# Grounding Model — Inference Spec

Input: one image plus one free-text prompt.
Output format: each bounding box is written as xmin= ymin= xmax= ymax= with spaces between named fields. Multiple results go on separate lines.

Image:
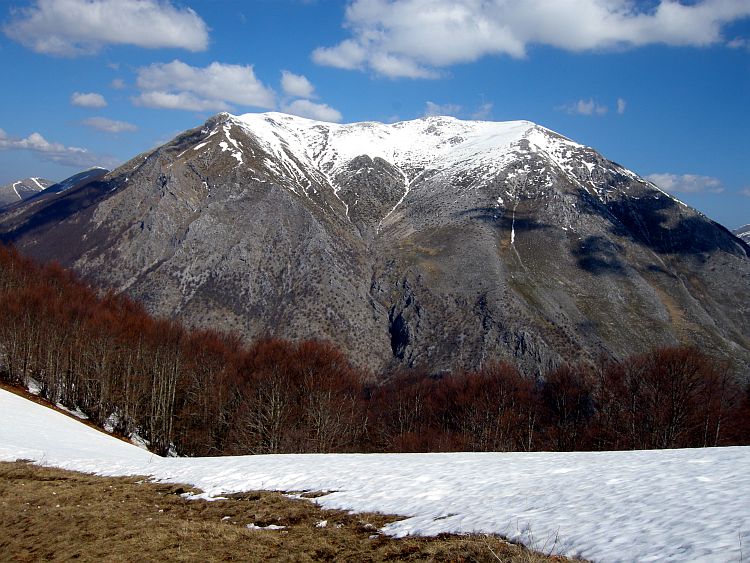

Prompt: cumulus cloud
xmin=282 ymin=99 xmax=343 ymax=122
xmin=82 ymin=117 xmax=137 ymax=133
xmin=110 ymin=78 xmax=126 ymax=90
xmin=424 ymin=101 xmax=462 ymax=117
xmin=71 ymin=91 xmax=107 ymax=108
xmin=0 ymin=129 xmax=118 ymax=168
xmin=312 ymin=39 xmax=368 ymax=70
xmin=617 ymin=98 xmax=627 ymax=115
xmin=313 ymin=0 xmax=750 ymax=78
xmin=3 ymin=0 xmax=209 ymax=56
xmin=560 ymin=98 xmax=608 ymax=116
xmin=281 ymin=71 xmax=315 ymax=98
xmin=739 ymin=187 xmax=750 ymax=197
xmin=133 ymin=91 xmax=230 ymax=112
xmin=646 ymin=173 xmax=724 ymax=194
xmin=134 ymin=60 xmax=275 ymax=111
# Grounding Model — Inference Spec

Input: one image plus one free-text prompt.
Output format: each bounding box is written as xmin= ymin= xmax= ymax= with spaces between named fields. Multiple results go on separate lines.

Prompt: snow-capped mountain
xmin=734 ymin=224 xmax=750 ymax=244
xmin=0 ymin=176 xmax=53 ymax=209
xmin=1 ymin=112 xmax=748 ymax=373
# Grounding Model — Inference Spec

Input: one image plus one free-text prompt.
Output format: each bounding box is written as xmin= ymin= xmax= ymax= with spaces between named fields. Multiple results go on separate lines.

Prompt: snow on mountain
xmin=197 ymin=111 xmax=693 ymax=222
xmin=2 ymin=387 xmax=749 ymax=562
xmin=231 ymin=112 xmax=539 ymax=175
xmin=219 ymin=112 xmax=591 ymax=202
xmin=734 ymin=224 xmax=750 ymax=244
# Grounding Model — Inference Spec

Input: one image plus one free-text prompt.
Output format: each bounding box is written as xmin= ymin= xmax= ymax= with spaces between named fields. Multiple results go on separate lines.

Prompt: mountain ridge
xmin=1 ymin=112 xmax=748 ymax=374
xmin=0 ymin=177 xmax=53 ymax=209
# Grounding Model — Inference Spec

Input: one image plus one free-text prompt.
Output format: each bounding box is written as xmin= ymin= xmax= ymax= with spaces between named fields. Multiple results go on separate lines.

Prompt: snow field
xmin=1 ymin=388 xmax=748 ymax=562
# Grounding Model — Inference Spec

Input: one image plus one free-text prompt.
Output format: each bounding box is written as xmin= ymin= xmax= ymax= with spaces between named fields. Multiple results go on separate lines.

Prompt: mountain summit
xmin=1 ymin=112 xmax=748 ymax=374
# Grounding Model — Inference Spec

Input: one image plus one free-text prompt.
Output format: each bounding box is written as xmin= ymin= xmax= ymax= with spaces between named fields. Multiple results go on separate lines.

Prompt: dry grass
xmin=0 ymin=461 xmax=575 ymax=562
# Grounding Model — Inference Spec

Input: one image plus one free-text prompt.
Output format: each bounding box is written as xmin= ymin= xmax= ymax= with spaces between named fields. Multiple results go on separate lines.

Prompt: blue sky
xmin=0 ymin=0 xmax=748 ymax=228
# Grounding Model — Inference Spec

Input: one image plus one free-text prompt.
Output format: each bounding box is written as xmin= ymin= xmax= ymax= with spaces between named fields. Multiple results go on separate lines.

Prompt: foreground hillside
xmin=2 ymin=388 xmax=748 ymax=562
xmin=1 ymin=112 xmax=748 ymax=374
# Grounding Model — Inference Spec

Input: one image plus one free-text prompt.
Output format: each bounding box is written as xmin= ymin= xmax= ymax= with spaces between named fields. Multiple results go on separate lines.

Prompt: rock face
xmin=734 ymin=225 xmax=750 ymax=244
xmin=0 ymin=177 xmax=53 ymax=209
xmin=1 ymin=112 xmax=749 ymax=375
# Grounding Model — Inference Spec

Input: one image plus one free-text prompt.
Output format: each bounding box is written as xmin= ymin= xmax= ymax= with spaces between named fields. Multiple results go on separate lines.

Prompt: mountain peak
xmin=207 ymin=111 xmax=576 ymax=186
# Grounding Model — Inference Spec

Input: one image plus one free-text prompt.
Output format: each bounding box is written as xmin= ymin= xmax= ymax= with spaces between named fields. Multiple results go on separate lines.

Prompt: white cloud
xmin=134 ymin=60 xmax=275 ymax=111
xmin=110 ymin=78 xmax=126 ymax=90
xmin=314 ymin=0 xmax=750 ymax=78
xmin=617 ymin=98 xmax=627 ymax=115
xmin=739 ymin=187 xmax=750 ymax=197
xmin=71 ymin=92 xmax=107 ymax=108
xmin=369 ymin=53 xmax=439 ymax=79
xmin=646 ymin=173 xmax=724 ymax=194
xmin=282 ymin=99 xmax=343 ymax=122
xmin=312 ymin=39 xmax=367 ymax=70
xmin=727 ymin=37 xmax=749 ymax=49
xmin=281 ymin=71 xmax=315 ymax=98
xmin=424 ymin=101 xmax=462 ymax=117
xmin=3 ymin=0 xmax=209 ymax=56
xmin=0 ymin=129 xmax=117 ymax=168
xmin=471 ymin=102 xmax=494 ymax=120
xmin=133 ymin=91 xmax=230 ymax=112
xmin=82 ymin=117 xmax=137 ymax=133
xmin=560 ymin=98 xmax=608 ymax=116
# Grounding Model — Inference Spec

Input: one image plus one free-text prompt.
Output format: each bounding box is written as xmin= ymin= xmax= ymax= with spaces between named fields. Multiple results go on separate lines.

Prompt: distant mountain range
xmin=0 ymin=177 xmax=53 ymax=209
xmin=1 ymin=112 xmax=748 ymax=374
xmin=734 ymin=224 xmax=750 ymax=244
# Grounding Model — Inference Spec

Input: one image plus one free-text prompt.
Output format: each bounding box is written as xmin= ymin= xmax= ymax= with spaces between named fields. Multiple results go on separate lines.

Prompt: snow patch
xmin=26 ymin=378 xmax=41 ymax=395
xmin=2 ymin=388 xmax=749 ymax=562
xmin=246 ymin=523 xmax=286 ymax=530
xmin=55 ymin=403 xmax=88 ymax=420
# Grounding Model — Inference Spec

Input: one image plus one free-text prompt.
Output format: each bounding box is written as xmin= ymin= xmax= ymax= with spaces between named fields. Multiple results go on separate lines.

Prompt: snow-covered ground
xmin=1 ymin=388 xmax=748 ymax=562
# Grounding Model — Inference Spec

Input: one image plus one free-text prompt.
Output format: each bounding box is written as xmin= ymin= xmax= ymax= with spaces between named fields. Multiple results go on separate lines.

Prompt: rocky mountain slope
xmin=1 ymin=112 xmax=748 ymax=374
xmin=0 ymin=177 xmax=53 ymax=209
xmin=734 ymin=224 xmax=750 ymax=244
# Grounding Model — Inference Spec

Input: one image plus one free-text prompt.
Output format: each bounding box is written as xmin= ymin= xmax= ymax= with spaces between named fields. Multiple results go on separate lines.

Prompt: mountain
xmin=41 ymin=167 xmax=109 ymax=195
xmin=734 ymin=224 xmax=750 ymax=244
xmin=0 ymin=177 xmax=53 ymax=209
xmin=1 ymin=112 xmax=748 ymax=374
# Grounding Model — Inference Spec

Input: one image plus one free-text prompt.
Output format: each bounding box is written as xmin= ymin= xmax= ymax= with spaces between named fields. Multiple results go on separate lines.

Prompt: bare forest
xmin=1 ymin=244 xmax=748 ymax=456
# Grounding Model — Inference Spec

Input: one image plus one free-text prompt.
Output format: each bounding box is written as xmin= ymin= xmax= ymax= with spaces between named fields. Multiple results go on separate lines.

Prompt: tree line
xmin=1 ymin=243 xmax=748 ymax=456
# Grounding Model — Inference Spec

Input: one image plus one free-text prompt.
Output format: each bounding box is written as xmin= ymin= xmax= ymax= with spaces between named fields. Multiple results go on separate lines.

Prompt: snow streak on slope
xmin=1 ymin=388 xmax=749 ymax=562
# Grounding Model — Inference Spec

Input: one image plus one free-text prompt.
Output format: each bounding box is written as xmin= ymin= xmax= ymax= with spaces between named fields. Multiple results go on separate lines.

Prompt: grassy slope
xmin=0 ymin=461 xmax=570 ymax=562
